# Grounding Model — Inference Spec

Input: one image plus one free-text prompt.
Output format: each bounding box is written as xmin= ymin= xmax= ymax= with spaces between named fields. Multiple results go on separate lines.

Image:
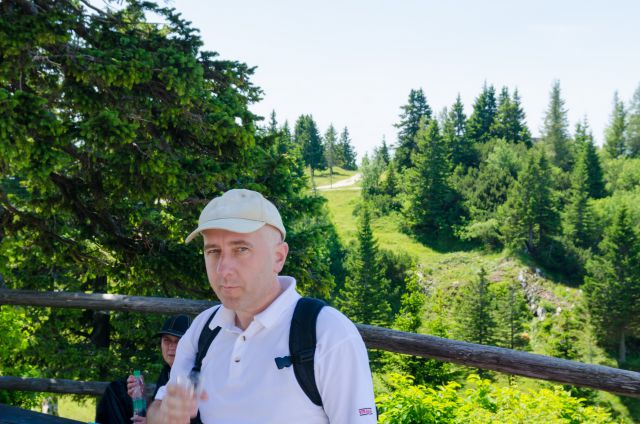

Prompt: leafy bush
xmin=376 ymin=373 xmax=623 ymax=423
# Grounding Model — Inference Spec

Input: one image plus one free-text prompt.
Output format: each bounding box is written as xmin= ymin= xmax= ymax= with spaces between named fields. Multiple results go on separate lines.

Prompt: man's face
xmin=160 ymin=334 xmax=180 ymax=367
xmin=202 ymin=225 xmax=288 ymax=318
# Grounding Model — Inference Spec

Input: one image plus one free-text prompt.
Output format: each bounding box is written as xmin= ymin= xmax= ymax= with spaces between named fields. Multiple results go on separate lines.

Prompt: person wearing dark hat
xmin=95 ymin=315 xmax=192 ymax=424
xmin=147 ymin=189 xmax=377 ymax=424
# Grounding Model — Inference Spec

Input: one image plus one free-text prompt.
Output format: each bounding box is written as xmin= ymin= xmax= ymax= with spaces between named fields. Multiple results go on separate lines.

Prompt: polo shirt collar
xmin=209 ymin=276 xmax=300 ymax=331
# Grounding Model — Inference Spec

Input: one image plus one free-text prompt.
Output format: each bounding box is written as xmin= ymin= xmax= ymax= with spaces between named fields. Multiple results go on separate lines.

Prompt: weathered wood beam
xmin=359 ymin=324 xmax=640 ymax=398
xmin=2 ymin=289 xmax=640 ymax=398
xmin=0 ymin=289 xmax=215 ymax=315
xmin=0 ymin=376 xmax=155 ymax=397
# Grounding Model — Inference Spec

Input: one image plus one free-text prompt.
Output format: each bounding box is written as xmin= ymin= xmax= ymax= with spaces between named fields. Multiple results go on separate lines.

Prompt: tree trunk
xmin=619 ymin=331 xmax=627 ymax=364
xmin=90 ymin=276 xmax=110 ymax=379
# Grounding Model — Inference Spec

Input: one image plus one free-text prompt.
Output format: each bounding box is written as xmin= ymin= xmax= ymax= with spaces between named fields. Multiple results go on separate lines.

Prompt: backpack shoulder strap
xmin=289 ymin=297 xmax=326 ymax=406
xmin=190 ymin=306 xmax=222 ymax=424
xmin=193 ymin=305 xmax=222 ymax=373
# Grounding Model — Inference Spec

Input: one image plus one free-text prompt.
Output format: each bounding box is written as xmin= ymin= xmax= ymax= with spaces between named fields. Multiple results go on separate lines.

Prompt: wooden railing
xmin=1 ymin=289 xmax=640 ymax=399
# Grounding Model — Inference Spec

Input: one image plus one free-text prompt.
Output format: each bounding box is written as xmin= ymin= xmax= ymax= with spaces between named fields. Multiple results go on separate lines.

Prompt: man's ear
xmin=273 ymin=241 xmax=289 ymax=273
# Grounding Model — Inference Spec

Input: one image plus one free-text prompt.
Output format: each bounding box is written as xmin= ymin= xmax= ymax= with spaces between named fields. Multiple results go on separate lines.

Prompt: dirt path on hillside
xmin=316 ymin=173 xmax=362 ymax=190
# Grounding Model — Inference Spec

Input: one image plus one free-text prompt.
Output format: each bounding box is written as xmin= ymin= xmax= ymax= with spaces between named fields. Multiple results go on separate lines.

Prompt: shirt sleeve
xmin=314 ymin=307 xmax=377 ymax=423
xmin=154 ymin=307 xmax=215 ymax=401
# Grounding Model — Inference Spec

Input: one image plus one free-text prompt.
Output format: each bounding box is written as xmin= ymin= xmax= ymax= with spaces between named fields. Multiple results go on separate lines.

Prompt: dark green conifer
xmin=404 ymin=120 xmax=461 ymax=238
xmin=336 ymin=207 xmax=392 ymax=327
xmin=584 ymin=206 xmax=640 ymax=363
xmin=573 ymin=119 xmax=605 ymax=199
xmin=500 ymin=149 xmax=559 ymax=253
xmin=541 ymin=81 xmax=572 ymax=171
xmin=604 ymin=92 xmax=628 ymax=158
xmin=338 ymin=127 xmax=357 ymax=170
xmin=466 ymin=83 xmax=498 ymax=144
xmin=394 ymin=88 xmax=432 ymax=170
xmin=443 ymin=94 xmax=476 ymax=168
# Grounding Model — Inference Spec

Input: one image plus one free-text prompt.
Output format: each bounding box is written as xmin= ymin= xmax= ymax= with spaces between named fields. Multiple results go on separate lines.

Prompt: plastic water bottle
xmin=132 ymin=370 xmax=147 ymax=417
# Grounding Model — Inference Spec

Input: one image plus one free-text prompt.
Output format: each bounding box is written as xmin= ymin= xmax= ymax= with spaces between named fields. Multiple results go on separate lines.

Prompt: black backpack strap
xmin=289 ymin=297 xmax=326 ymax=406
xmin=190 ymin=305 xmax=221 ymax=424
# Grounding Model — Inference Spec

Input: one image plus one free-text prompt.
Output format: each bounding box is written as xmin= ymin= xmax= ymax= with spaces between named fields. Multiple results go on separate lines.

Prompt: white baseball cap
xmin=185 ymin=189 xmax=286 ymax=243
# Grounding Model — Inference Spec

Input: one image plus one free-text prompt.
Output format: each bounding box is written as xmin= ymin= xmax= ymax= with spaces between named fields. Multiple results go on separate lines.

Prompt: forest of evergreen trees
xmin=1 ymin=1 xmax=640 ymax=422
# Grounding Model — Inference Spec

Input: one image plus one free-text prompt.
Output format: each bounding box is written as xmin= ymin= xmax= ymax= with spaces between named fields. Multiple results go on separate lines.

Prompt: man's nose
xmin=216 ymin=252 xmax=233 ymax=274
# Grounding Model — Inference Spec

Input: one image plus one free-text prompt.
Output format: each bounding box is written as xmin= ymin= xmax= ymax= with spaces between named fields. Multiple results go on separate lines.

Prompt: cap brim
xmin=155 ymin=330 xmax=185 ymax=338
xmin=185 ymin=218 xmax=266 ymax=243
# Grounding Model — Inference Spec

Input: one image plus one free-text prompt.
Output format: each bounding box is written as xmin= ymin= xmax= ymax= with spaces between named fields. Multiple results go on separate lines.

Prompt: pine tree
xmin=294 ymin=114 xmax=326 ymax=181
xmin=466 ymin=83 xmax=498 ymax=144
xmin=404 ymin=119 xmax=460 ymax=238
xmin=268 ymin=110 xmax=278 ymax=135
xmin=338 ymin=127 xmax=357 ymax=170
xmin=389 ymin=273 xmax=456 ymax=386
xmin=562 ymin=147 xmax=595 ymax=249
xmin=394 ymin=88 xmax=432 ymax=170
xmin=541 ymin=81 xmax=572 ymax=171
xmin=383 ymin=160 xmax=399 ymax=198
xmin=604 ymin=92 xmax=628 ymax=158
xmin=584 ymin=206 xmax=640 ymax=363
xmin=500 ymin=149 xmax=559 ymax=253
xmin=455 ymin=268 xmax=496 ymax=345
xmin=324 ymin=124 xmax=338 ymax=178
xmin=336 ymin=207 xmax=392 ymax=326
xmin=494 ymin=282 xmax=529 ymax=350
xmin=360 ymin=153 xmax=385 ymax=199
xmin=491 ymin=87 xmax=532 ymax=146
xmin=378 ymin=135 xmax=390 ymax=165
xmin=574 ymin=119 xmax=605 ymax=199
xmin=627 ymin=83 xmax=640 ymax=157
xmin=443 ymin=94 xmax=476 ymax=168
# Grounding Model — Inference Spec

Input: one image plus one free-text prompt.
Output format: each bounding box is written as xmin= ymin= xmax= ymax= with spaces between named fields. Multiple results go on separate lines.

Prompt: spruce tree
xmin=338 ymin=127 xmax=357 ymax=170
xmin=562 ymin=147 xmax=595 ymax=249
xmin=394 ymin=88 xmax=433 ymax=170
xmin=324 ymin=124 xmax=338 ymax=178
xmin=389 ymin=273 xmax=456 ymax=386
xmin=455 ymin=268 xmax=496 ymax=345
xmin=494 ymin=282 xmax=529 ymax=350
xmin=379 ymin=135 xmax=390 ymax=165
xmin=443 ymin=94 xmax=476 ymax=168
xmin=604 ymin=92 xmax=628 ymax=158
xmin=336 ymin=207 xmax=392 ymax=327
xmin=500 ymin=149 xmax=559 ymax=253
xmin=294 ymin=114 xmax=326 ymax=181
xmin=360 ymin=153 xmax=385 ymax=199
xmin=584 ymin=206 xmax=640 ymax=363
xmin=574 ymin=119 xmax=605 ymax=198
xmin=466 ymin=83 xmax=498 ymax=144
xmin=627 ymin=83 xmax=640 ymax=157
xmin=383 ymin=160 xmax=399 ymax=198
xmin=491 ymin=87 xmax=532 ymax=146
xmin=268 ymin=110 xmax=278 ymax=135
xmin=541 ymin=81 xmax=572 ymax=171
xmin=405 ymin=119 xmax=460 ymax=238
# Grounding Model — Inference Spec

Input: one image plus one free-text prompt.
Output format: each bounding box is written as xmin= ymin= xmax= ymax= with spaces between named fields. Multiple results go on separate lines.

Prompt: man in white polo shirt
xmin=147 ymin=189 xmax=377 ymax=424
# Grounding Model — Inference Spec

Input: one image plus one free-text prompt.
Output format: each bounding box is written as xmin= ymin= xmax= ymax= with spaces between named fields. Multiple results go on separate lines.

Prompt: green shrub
xmin=376 ymin=373 xmax=623 ymax=423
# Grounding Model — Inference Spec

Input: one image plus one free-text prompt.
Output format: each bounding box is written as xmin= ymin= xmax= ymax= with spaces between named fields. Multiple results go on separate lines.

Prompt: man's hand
xmin=126 ymin=374 xmax=141 ymax=398
xmin=146 ymin=383 xmax=206 ymax=424
xmin=131 ymin=414 xmax=147 ymax=424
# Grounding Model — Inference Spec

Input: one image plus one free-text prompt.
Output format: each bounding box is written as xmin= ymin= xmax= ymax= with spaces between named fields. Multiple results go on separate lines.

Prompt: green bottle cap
xmin=134 ymin=370 xmax=141 ymax=377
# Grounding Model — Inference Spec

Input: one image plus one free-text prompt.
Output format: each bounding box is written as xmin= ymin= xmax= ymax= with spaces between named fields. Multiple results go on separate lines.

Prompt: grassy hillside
xmin=320 ymin=187 xmax=639 ymax=422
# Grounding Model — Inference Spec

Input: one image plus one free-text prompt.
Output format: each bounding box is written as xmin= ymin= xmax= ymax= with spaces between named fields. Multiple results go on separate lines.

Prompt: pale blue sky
xmin=171 ymin=0 xmax=639 ymax=159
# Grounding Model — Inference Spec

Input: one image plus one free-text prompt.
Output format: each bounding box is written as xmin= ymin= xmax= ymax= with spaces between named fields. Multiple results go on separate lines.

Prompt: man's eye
xmin=236 ymin=247 xmax=249 ymax=253
xmin=206 ymin=250 xmax=220 ymax=256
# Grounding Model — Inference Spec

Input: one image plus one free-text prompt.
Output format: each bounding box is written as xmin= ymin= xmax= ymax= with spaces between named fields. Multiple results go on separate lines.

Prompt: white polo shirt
xmin=156 ymin=276 xmax=377 ymax=423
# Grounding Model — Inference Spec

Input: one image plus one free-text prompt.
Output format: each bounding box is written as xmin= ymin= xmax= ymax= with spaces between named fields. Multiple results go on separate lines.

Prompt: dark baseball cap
xmin=155 ymin=315 xmax=191 ymax=338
